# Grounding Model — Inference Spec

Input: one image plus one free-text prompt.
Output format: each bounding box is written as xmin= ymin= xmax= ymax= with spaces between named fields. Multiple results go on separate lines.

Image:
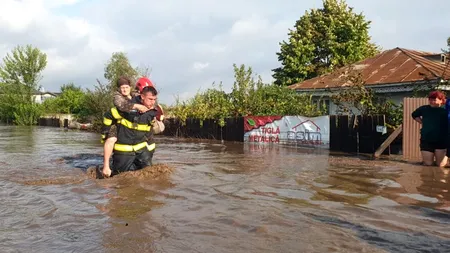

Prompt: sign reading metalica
xmin=243 ymin=116 xmax=330 ymax=149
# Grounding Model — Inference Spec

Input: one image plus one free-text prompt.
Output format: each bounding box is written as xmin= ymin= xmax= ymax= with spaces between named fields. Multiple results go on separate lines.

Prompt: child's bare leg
xmin=103 ymin=137 xmax=117 ymax=177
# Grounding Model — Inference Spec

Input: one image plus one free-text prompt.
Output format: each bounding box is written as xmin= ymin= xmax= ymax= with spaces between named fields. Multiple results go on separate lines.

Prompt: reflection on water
xmin=0 ymin=125 xmax=449 ymax=253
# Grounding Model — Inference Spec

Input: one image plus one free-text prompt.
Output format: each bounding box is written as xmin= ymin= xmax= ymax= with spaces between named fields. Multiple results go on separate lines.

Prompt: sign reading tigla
xmin=243 ymin=116 xmax=330 ymax=148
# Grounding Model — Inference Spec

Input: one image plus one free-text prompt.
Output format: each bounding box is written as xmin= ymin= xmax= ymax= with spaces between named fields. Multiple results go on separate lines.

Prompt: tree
xmin=444 ymin=37 xmax=450 ymax=54
xmin=230 ymin=64 xmax=259 ymax=117
xmin=0 ymin=44 xmax=47 ymax=125
xmin=83 ymin=79 xmax=114 ymax=131
xmin=272 ymin=0 xmax=379 ymax=86
xmin=42 ymin=83 xmax=87 ymax=115
xmin=443 ymin=36 xmax=450 ymax=75
xmin=0 ymin=44 xmax=47 ymax=98
xmin=104 ymin=52 xmax=138 ymax=90
xmin=58 ymin=83 xmax=87 ymax=114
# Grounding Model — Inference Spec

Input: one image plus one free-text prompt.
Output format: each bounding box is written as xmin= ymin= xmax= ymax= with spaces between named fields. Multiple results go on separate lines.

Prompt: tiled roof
xmin=288 ymin=47 xmax=450 ymax=90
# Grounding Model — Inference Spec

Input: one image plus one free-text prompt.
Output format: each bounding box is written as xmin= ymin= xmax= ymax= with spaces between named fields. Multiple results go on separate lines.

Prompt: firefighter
xmin=101 ymin=86 xmax=161 ymax=176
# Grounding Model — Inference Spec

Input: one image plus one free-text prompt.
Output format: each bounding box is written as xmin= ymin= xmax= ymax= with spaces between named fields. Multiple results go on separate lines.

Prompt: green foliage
xmin=171 ymin=64 xmax=327 ymax=126
xmin=230 ymin=64 xmax=256 ymax=117
xmin=0 ymin=44 xmax=47 ymax=125
xmin=172 ymin=84 xmax=232 ymax=127
xmin=272 ymin=0 xmax=379 ymax=86
xmin=58 ymin=83 xmax=87 ymax=114
xmin=104 ymin=52 xmax=138 ymax=90
xmin=410 ymin=80 xmax=442 ymax=97
xmin=13 ymin=103 xmax=43 ymax=126
xmin=83 ymin=80 xmax=114 ymax=131
xmin=330 ymin=70 xmax=375 ymax=115
xmin=0 ymin=44 xmax=47 ymax=95
xmin=192 ymin=84 xmax=232 ymax=126
xmin=82 ymin=52 xmax=143 ymax=129
xmin=40 ymin=97 xmax=59 ymax=114
xmin=375 ymin=101 xmax=403 ymax=129
xmin=442 ymin=36 xmax=450 ymax=54
xmin=41 ymin=83 xmax=88 ymax=117
xmin=0 ymin=83 xmax=28 ymax=123
xmin=249 ymin=84 xmax=328 ymax=117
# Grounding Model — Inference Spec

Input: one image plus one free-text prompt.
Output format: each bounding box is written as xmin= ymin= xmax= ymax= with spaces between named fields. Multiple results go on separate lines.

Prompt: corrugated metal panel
xmin=403 ymin=97 xmax=429 ymax=161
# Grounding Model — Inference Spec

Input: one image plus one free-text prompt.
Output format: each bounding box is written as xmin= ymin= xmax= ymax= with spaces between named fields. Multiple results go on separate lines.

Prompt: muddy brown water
xmin=1 ymin=125 xmax=450 ymax=253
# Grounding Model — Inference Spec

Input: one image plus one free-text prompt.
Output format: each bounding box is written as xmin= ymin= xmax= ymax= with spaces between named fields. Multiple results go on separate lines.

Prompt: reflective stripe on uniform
xmin=103 ymin=118 xmax=113 ymax=125
xmin=110 ymin=107 xmax=151 ymax=132
xmin=117 ymin=118 xmax=151 ymax=131
xmin=111 ymin=107 xmax=122 ymax=120
xmin=114 ymin=142 xmax=156 ymax=152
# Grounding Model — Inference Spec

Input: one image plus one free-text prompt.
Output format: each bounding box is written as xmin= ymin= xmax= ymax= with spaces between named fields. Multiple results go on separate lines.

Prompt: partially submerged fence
xmin=163 ymin=118 xmax=244 ymax=142
xmin=163 ymin=114 xmax=402 ymax=155
xmin=329 ymin=115 xmax=397 ymax=155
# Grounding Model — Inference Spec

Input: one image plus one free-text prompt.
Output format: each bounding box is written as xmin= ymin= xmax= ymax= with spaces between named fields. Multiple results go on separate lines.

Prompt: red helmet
xmin=136 ymin=77 xmax=155 ymax=93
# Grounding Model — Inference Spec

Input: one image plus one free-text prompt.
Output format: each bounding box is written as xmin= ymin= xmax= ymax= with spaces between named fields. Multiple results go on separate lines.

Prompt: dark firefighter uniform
xmin=101 ymin=106 xmax=157 ymax=176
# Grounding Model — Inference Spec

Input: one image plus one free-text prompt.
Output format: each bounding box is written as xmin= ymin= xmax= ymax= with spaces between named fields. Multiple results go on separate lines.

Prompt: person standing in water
xmin=101 ymin=76 xmax=150 ymax=177
xmin=412 ymin=91 xmax=448 ymax=167
xmin=102 ymin=86 xmax=161 ymax=176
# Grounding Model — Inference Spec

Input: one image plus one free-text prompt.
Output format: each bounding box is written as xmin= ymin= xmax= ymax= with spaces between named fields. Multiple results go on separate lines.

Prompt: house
xmin=288 ymin=47 xmax=450 ymax=114
xmin=33 ymin=90 xmax=60 ymax=104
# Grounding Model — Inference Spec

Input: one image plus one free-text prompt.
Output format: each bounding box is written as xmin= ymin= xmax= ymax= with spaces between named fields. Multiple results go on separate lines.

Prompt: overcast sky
xmin=1 ymin=0 xmax=449 ymax=105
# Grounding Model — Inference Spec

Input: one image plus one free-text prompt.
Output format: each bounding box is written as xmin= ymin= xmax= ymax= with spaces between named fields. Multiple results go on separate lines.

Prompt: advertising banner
xmin=243 ymin=116 xmax=330 ymax=149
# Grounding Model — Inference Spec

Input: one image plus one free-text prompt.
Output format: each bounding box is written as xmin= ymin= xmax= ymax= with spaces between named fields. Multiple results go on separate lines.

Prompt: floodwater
xmin=1 ymin=125 xmax=450 ymax=253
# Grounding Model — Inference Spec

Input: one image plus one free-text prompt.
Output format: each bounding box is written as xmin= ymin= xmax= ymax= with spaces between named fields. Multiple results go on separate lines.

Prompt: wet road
xmin=1 ymin=125 xmax=450 ymax=253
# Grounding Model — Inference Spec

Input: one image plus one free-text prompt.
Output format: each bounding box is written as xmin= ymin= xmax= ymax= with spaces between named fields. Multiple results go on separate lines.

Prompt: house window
xmin=312 ymin=99 xmax=330 ymax=114
xmin=324 ymin=99 xmax=330 ymax=114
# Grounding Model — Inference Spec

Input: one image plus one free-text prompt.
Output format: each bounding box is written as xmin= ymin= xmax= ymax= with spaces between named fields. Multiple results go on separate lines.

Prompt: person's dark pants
xmin=111 ymin=148 xmax=154 ymax=176
xmin=420 ymin=139 xmax=446 ymax=153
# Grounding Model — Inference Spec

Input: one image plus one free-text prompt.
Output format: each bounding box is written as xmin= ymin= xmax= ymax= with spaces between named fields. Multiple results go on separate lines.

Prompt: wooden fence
xmin=36 ymin=97 xmax=437 ymax=158
xmin=163 ymin=117 xmax=244 ymax=142
xmin=162 ymin=115 xmax=401 ymax=155
xmin=329 ymin=115 xmax=400 ymax=155
xmin=38 ymin=113 xmax=401 ymax=155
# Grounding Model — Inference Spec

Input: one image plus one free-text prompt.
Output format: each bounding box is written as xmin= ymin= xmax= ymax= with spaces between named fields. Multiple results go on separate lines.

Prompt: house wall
xmin=327 ymin=100 xmax=361 ymax=115
xmin=33 ymin=94 xmax=56 ymax=104
xmin=33 ymin=94 xmax=42 ymax=103
xmin=310 ymin=91 xmax=411 ymax=115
